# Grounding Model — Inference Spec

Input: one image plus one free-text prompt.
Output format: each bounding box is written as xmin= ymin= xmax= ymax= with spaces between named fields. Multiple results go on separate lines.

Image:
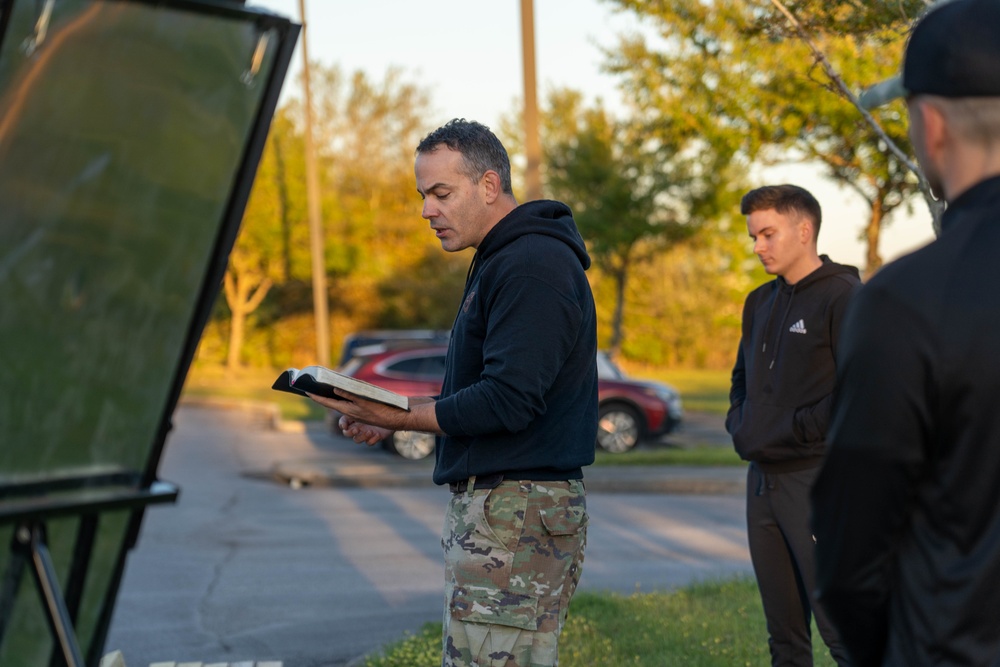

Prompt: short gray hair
xmin=416 ymin=119 xmax=513 ymax=194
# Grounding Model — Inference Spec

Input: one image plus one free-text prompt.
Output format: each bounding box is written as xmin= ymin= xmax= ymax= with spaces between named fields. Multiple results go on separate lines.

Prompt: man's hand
xmin=306 ymin=390 xmax=443 ymax=446
xmin=338 ymin=414 xmax=392 ymax=446
xmin=307 ymin=389 xmax=411 ymax=430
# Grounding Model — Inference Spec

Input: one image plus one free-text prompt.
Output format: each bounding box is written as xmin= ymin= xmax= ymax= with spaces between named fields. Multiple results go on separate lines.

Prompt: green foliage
xmin=364 ymin=577 xmax=838 ymax=666
xmin=201 ymin=0 xmax=936 ymax=373
xmin=620 ymin=365 xmax=734 ymax=415
xmin=759 ymin=0 xmax=927 ymax=36
xmin=602 ymin=0 xmax=925 ymax=274
xmin=592 ymin=217 xmax=765 ymax=370
xmin=376 ymin=246 xmax=471 ymax=329
xmin=533 ymin=87 xmax=749 ymax=356
xmin=205 ymin=65 xmax=472 ymax=368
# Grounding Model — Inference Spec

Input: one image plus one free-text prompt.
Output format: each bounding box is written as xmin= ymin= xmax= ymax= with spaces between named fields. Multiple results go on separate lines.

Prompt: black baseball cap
xmin=860 ymin=0 xmax=1000 ymax=109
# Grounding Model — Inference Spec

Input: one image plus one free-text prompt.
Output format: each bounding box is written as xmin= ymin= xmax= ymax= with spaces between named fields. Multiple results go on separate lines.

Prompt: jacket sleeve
xmin=725 ymin=343 xmax=746 ymax=436
xmin=811 ymin=281 xmax=930 ymax=665
xmin=436 ymin=274 xmax=583 ymax=437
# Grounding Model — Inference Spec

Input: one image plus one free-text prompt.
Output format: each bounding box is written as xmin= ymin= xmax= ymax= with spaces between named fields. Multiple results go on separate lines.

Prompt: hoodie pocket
xmin=730 ymin=400 xmax=799 ymax=461
xmin=792 ymin=399 xmax=830 ymax=447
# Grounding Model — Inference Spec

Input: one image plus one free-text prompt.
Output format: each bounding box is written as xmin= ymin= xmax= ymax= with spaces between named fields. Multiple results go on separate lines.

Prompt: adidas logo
xmin=789 ymin=319 xmax=807 ymax=334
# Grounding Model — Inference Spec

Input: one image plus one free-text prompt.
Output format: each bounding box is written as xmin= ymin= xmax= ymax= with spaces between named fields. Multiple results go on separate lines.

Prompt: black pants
xmin=746 ymin=463 xmax=850 ymax=667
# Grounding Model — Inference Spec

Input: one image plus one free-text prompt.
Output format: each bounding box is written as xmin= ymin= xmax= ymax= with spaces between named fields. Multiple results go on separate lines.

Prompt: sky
xmin=250 ymin=0 xmax=936 ymax=269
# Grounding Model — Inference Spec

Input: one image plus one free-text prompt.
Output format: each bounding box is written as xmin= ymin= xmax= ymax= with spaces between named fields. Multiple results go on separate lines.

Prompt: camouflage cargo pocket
xmin=483 ymin=487 xmax=529 ymax=552
xmin=538 ymin=505 xmax=587 ymax=536
xmin=450 ymin=585 xmax=539 ymax=631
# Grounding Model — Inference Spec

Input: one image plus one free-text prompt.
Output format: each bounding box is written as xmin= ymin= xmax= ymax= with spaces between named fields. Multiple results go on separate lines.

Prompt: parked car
xmin=595 ymin=351 xmax=683 ymax=453
xmin=337 ymin=329 xmax=450 ymax=365
xmin=334 ymin=343 xmax=683 ymax=459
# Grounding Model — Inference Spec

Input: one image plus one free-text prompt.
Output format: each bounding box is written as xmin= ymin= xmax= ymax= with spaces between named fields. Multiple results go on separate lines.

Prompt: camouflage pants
xmin=441 ymin=478 xmax=587 ymax=667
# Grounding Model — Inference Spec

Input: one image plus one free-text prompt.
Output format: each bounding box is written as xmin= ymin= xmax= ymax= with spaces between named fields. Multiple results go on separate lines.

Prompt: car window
xmin=385 ymin=354 xmax=447 ymax=379
xmin=386 ymin=357 xmax=426 ymax=375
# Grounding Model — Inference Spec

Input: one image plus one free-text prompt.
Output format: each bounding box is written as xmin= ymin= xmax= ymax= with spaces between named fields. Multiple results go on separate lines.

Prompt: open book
xmin=272 ymin=366 xmax=410 ymax=411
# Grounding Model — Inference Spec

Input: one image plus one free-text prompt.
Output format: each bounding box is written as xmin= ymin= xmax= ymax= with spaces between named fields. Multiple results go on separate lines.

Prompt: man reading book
xmin=306 ymin=118 xmax=597 ymax=667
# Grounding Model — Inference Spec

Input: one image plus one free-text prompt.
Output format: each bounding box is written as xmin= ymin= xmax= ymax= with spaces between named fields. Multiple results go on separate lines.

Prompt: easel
xmin=0 ymin=0 xmax=298 ymax=663
xmin=0 ymin=472 xmax=178 ymax=667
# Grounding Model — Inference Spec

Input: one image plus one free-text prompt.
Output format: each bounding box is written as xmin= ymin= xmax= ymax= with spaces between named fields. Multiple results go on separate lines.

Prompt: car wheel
xmin=596 ymin=403 xmax=643 ymax=453
xmin=385 ymin=430 xmax=436 ymax=460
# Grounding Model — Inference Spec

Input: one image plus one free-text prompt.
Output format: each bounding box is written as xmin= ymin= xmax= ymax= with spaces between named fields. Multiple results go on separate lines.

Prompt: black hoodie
xmin=433 ymin=200 xmax=598 ymax=486
xmin=726 ymin=256 xmax=860 ymax=470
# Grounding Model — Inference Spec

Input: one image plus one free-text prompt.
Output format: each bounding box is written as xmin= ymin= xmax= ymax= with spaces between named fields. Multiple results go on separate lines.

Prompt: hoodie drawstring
xmin=763 ymin=283 xmax=797 ymax=370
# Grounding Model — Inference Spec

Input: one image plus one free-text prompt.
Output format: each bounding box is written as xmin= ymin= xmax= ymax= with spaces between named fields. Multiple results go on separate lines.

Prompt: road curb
xmin=268 ymin=461 xmax=744 ymax=495
xmin=179 ymin=399 xmax=744 ymax=495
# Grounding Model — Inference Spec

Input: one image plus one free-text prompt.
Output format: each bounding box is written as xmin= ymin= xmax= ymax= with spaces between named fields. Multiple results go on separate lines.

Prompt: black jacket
xmin=813 ymin=175 xmax=1000 ymax=666
xmin=432 ymin=200 xmax=598 ymax=485
xmin=726 ymin=257 xmax=860 ymax=470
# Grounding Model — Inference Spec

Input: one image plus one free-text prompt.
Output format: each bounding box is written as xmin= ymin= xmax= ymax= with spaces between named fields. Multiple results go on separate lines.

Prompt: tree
xmin=764 ymin=0 xmax=945 ymax=244
xmin=217 ymin=64 xmax=468 ymax=369
xmin=300 ymin=65 xmax=467 ymax=334
xmin=600 ymin=218 xmax=766 ymax=368
xmin=499 ymin=84 xmax=749 ymax=359
xmin=223 ymin=108 xmax=305 ymax=369
xmin=602 ymin=0 xmax=930 ymax=274
xmin=542 ymin=89 xmax=727 ymax=355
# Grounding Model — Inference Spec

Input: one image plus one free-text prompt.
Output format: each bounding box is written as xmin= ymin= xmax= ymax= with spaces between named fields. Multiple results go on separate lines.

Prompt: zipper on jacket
xmin=764 ymin=283 xmax=797 ymax=369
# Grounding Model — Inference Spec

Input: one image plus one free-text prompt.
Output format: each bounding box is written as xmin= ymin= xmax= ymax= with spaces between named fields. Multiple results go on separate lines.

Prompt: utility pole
xmin=520 ymin=0 xmax=542 ymax=202
xmin=298 ymin=0 xmax=330 ymax=366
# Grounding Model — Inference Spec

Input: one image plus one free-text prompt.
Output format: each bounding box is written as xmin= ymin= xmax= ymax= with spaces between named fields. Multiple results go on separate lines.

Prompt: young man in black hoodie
xmin=727 ymin=184 xmax=858 ymax=666
xmin=310 ymin=119 xmax=597 ymax=667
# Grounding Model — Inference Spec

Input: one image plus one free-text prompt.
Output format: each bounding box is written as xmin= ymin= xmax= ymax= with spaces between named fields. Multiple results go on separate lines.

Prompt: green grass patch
xmin=595 ymin=446 xmax=742 ymax=467
xmin=184 ymin=363 xmax=733 ymax=422
xmin=363 ymin=577 xmax=837 ymax=667
xmin=183 ymin=364 xmax=327 ymax=421
xmin=620 ymin=365 xmax=731 ymax=415
xmin=185 ymin=364 xmax=734 ymax=423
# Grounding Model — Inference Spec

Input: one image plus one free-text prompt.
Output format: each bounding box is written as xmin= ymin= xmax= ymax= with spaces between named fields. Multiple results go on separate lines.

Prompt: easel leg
xmin=16 ymin=522 xmax=86 ymax=667
xmin=0 ymin=527 xmax=29 ymax=646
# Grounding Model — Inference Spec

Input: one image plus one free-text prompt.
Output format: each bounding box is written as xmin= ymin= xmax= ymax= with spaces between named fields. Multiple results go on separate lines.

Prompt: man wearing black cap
xmin=812 ymin=0 xmax=1000 ymax=665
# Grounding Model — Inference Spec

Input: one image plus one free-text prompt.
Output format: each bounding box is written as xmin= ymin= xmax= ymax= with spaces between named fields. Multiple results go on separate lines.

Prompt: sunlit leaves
xmin=601 ymin=0 xmax=925 ymax=273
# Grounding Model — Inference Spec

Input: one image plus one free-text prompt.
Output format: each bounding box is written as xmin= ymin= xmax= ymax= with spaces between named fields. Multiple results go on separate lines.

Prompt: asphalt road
xmin=104 ymin=406 xmax=750 ymax=667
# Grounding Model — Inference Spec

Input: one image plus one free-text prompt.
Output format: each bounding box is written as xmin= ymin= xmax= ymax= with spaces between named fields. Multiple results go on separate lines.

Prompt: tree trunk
xmin=226 ymin=275 xmax=249 ymax=370
xmin=224 ymin=269 xmax=273 ymax=370
xmin=227 ymin=304 xmax=246 ymax=370
xmin=609 ymin=262 xmax=628 ymax=358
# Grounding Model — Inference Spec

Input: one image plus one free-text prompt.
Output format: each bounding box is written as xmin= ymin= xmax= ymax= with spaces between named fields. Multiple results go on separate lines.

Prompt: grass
xmin=619 ymin=365 xmax=732 ymax=415
xmin=183 ymin=364 xmax=327 ymax=421
xmin=185 ymin=363 xmax=732 ymax=421
xmin=363 ymin=576 xmax=837 ymax=667
xmin=595 ymin=446 xmax=742 ymax=467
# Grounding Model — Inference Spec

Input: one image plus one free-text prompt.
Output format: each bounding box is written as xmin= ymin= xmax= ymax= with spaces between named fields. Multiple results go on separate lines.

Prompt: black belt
xmin=449 ymin=473 xmax=506 ymax=494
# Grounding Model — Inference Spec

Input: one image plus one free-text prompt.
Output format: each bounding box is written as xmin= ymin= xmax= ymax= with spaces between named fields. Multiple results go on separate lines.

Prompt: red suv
xmin=336 ymin=344 xmax=683 ymax=459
